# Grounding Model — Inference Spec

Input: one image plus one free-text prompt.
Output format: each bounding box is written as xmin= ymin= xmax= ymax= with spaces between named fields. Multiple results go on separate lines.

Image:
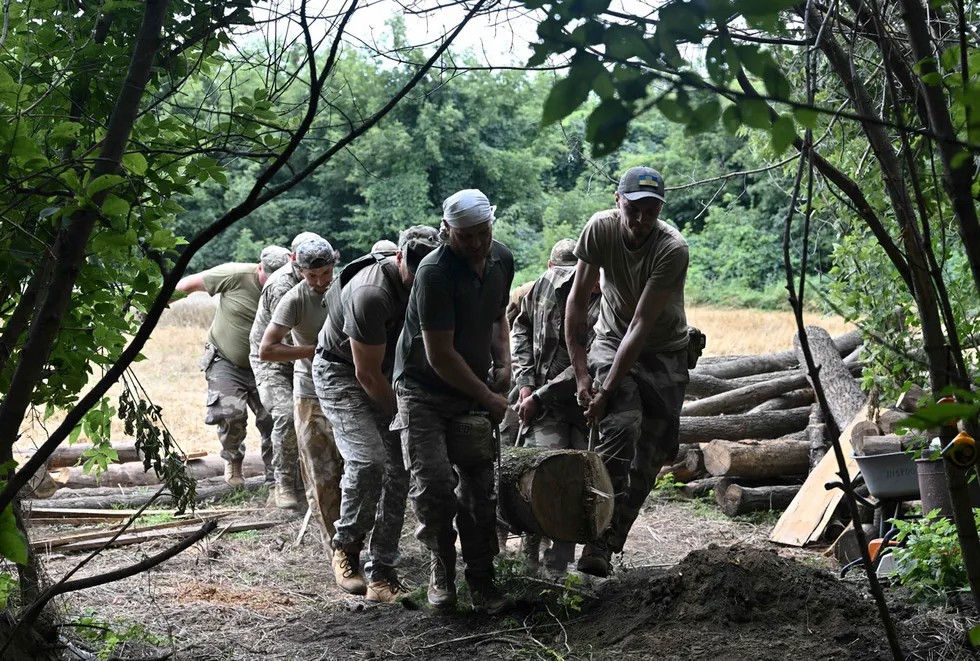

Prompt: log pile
xmin=670 ymin=327 xmax=865 ymax=519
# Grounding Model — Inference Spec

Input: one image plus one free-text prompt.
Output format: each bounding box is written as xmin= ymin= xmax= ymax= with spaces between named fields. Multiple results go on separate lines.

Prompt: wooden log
xmin=847 ymin=420 xmax=882 ymax=455
xmin=794 ymin=326 xmax=867 ymax=430
xmin=32 ymin=516 xmax=228 ymax=552
xmin=682 ymin=373 xmax=809 ymax=416
xmin=747 ymin=389 xmax=815 ymax=413
xmin=896 ymin=385 xmax=927 ymax=412
xmin=657 ymin=444 xmax=706 ymax=483
xmin=717 ymin=484 xmax=801 ymax=517
xmin=25 ymin=476 xmax=267 ymax=510
xmin=877 ymin=408 xmax=909 ymax=434
xmin=858 ymin=434 xmax=929 ymax=456
xmin=702 ymin=439 xmax=810 ymax=478
xmin=804 ymin=403 xmax=827 ymax=470
xmin=679 ymin=407 xmax=810 ymax=443
xmin=694 ymin=330 xmax=861 ymax=379
xmin=37 ymin=442 xmax=207 ymax=469
xmin=677 ymin=477 xmax=721 ymax=499
xmin=50 ymin=454 xmax=265 ymax=489
xmin=498 ymin=448 xmax=614 ymax=543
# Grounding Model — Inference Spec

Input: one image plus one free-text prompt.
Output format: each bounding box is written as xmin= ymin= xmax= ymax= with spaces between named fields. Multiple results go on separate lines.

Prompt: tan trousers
xmin=294 ymin=397 xmax=344 ymax=554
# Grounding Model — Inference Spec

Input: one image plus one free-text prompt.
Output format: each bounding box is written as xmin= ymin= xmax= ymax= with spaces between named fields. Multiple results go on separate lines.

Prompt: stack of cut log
xmin=20 ymin=441 xmax=267 ymax=507
xmin=665 ymin=327 xmax=864 ymax=518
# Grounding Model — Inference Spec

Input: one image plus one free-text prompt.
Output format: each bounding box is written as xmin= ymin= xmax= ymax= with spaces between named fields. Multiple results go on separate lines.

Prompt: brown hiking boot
xmin=576 ymin=544 xmax=611 ymax=578
xmin=366 ymin=573 xmax=411 ymax=604
xmin=469 ymin=579 xmax=514 ymax=615
xmin=332 ymin=547 xmax=367 ymax=595
xmin=224 ymin=459 xmax=245 ymax=487
xmin=275 ymin=480 xmax=299 ymax=510
xmin=521 ymin=534 xmax=541 ymax=573
xmin=427 ymin=552 xmax=457 ymax=610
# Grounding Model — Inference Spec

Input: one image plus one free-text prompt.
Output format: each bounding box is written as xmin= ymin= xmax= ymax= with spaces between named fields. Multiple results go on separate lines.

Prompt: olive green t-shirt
xmin=202 ymin=263 xmax=262 ymax=369
xmin=271 ymin=280 xmax=329 ymax=398
xmin=575 ymin=209 xmax=689 ymax=352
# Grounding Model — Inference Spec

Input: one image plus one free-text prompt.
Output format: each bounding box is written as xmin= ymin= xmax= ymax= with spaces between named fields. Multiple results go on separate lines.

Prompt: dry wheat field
xmin=17 ymin=293 xmax=854 ymax=458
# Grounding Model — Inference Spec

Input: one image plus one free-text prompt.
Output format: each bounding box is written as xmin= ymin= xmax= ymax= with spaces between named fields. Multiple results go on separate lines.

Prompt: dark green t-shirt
xmin=319 ymin=254 xmax=409 ymax=376
xmin=394 ymin=240 xmax=515 ymax=395
xmin=202 ymin=263 xmax=262 ymax=369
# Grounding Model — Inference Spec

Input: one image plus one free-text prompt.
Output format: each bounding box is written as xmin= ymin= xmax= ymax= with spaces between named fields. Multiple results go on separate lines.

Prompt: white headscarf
xmin=442 ymin=189 xmax=496 ymax=228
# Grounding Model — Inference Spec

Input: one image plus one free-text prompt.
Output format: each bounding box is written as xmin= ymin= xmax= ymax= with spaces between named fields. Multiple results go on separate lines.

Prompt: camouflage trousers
xmin=252 ymin=365 xmax=300 ymax=488
xmin=203 ymin=347 xmax=273 ymax=469
xmin=314 ymin=356 xmax=409 ymax=580
xmin=522 ymin=403 xmax=590 ymax=569
xmin=294 ymin=397 xmax=344 ymax=554
xmin=393 ymin=379 xmax=499 ymax=584
xmin=587 ymin=338 xmax=689 ymax=554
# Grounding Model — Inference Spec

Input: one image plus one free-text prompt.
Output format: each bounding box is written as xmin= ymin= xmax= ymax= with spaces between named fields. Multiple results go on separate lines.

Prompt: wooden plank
xmin=31 ymin=517 xmax=224 ymax=551
xmin=28 ymin=507 xmax=142 ymax=519
xmin=37 ymin=520 xmax=280 ymax=553
xmin=768 ymin=409 xmax=869 ymax=546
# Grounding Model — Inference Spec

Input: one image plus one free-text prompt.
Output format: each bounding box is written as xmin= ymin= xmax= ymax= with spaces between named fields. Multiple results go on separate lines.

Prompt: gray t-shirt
xmin=575 ymin=208 xmax=689 ymax=352
xmin=248 ymin=262 xmax=300 ymax=377
xmin=394 ymin=240 xmax=515 ymax=395
xmin=271 ymin=280 xmax=329 ymax=397
xmin=319 ymin=254 xmax=409 ymax=376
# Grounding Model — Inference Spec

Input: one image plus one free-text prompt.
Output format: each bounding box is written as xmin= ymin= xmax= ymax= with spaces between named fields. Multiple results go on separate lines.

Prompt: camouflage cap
xmin=260 ymin=245 xmax=290 ymax=274
xmin=295 ymin=238 xmax=337 ymax=270
xmin=291 ymin=231 xmax=322 ymax=252
xmin=549 ymin=238 xmax=578 ymax=267
xmin=398 ymin=225 xmax=441 ymax=274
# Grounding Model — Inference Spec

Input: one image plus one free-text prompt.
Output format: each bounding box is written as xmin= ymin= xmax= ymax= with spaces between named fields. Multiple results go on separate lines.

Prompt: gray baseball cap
xmin=398 ymin=225 xmax=441 ymax=274
xmin=295 ymin=238 xmax=337 ymax=270
xmin=372 ymin=239 xmax=398 ymax=253
xmin=617 ymin=166 xmax=665 ymax=203
xmin=549 ymin=239 xmax=578 ymax=267
xmin=260 ymin=245 xmax=290 ymax=274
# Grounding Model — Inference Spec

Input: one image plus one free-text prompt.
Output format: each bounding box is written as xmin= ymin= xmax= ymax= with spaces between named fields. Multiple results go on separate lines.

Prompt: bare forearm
xmin=259 ymin=343 xmax=314 ymax=362
xmin=429 ymin=350 xmax=493 ymax=404
xmin=491 ymin=319 xmax=511 ymax=373
xmin=356 ymin=370 xmax=396 ymax=417
xmin=565 ymin=301 xmax=590 ymax=383
xmin=603 ymin=324 xmax=648 ymax=392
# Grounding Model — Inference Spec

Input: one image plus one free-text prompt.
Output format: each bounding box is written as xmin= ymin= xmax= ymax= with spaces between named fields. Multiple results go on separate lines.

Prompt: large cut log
xmin=50 ymin=453 xmax=265 ymax=489
xmin=717 ymin=483 xmax=801 ymax=517
xmin=856 ymin=434 xmax=929 ymax=456
xmin=25 ymin=476 xmax=267 ymax=510
xmin=498 ymin=448 xmax=614 ymax=543
xmin=794 ymin=326 xmax=866 ymax=430
xmin=682 ymin=372 xmax=809 ymax=416
xmin=747 ymin=389 xmax=815 ymax=413
xmin=694 ymin=330 xmax=861 ymax=379
xmin=679 ymin=407 xmax=810 ymax=443
xmin=702 ymin=439 xmax=810 ymax=478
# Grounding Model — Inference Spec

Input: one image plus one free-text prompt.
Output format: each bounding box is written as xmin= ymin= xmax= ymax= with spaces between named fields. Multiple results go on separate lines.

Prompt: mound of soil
xmin=569 ymin=545 xmax=892 ymax=659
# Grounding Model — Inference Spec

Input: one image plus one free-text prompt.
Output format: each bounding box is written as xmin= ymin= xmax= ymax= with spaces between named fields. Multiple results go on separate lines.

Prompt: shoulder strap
xmin=338 ymin=251 xmax=394 ymax=287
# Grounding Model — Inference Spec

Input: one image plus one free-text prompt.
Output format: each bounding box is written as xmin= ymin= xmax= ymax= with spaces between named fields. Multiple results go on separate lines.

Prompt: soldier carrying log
xmin=565 ymin=166 xmax=692 ymax=577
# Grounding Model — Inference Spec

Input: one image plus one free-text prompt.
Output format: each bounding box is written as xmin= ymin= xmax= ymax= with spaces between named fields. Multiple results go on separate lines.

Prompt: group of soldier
xmin=174 ymin=165 xmax=692 ymax=614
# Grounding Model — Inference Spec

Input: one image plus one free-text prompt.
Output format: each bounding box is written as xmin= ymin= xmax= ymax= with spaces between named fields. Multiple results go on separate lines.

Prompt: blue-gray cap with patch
xmin=617 ymin=166 xmax=665 ymax=203
xmin=295 ymin=238 xmax=337 ymax=269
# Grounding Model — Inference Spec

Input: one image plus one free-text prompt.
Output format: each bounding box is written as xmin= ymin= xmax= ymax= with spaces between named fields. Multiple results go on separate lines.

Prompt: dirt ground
xmin=36 ymin=489 xmax=975 ymax=661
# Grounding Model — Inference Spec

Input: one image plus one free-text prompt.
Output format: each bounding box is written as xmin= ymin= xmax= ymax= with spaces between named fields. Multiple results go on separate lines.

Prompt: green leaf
xmin=0 ymin=505 xmax=27 ymax=565
xmin=721 ymin=105 xmax=741 ymax=134
xmin=586 ymin=99 xmax=632 ymax=157
xmin=762 ymin=64 xmax=791 ymax=100
xmin=920 ymin=71 xmax=942 ymax=85
xmin=122 ymin=152 xmax=148 ymax=176
xmin=770 ymin=114 xmax=796 ymax=153
xmin=86 ymin=174 xmax=127 ymax=197
xmin=793 ymin=106 xmax=819 ymax=129
xmin=541 ymin=54 xmax=604 ymax=126
xmin=968 ymin=624 xmax=980 ymax=648
xmin=740 ymin=98 xmax=773 ymax=129
xmin=101 ymin=194 xmax=130 ymax=219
